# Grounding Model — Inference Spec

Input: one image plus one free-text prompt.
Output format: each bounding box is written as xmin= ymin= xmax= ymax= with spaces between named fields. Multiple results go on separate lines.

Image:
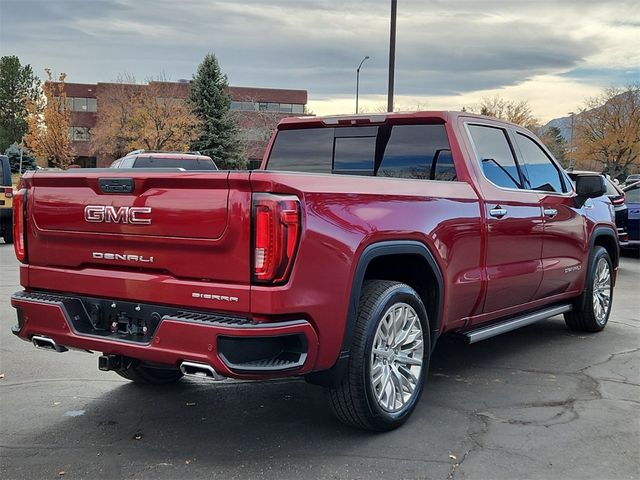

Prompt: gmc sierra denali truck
xmin=10 ymin=111 xmax=618 ymax=431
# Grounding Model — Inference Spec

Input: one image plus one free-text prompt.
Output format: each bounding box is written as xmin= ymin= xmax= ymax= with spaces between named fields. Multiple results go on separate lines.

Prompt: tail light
xmin=4 ymin=187 xmax=13 ymax=198
xmin=13 ymin=189 xmax=27 ymax=263
xmin=611 ymin=195 xmax=625 ymax=206
xmin=252 ymin=193 xmax=301 ymax=284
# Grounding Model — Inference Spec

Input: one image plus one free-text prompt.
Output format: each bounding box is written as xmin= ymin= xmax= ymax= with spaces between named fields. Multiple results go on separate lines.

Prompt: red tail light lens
xmin=13 ymin=189 xmax=27 ymax=263
xmin=4 ymin=187 xmax=13 ymax=198
xmin=611 ymin=195 xmax=625 ymax=206
xmin=253 ymin=193 xmax=301 ymax=284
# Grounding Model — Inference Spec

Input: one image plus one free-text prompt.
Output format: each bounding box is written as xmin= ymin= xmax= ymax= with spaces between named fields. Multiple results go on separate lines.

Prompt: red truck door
xmin=465 ymin=123 xmax=544 ymax=314
xmin=510 ymin=131 xmax=588 ymax=297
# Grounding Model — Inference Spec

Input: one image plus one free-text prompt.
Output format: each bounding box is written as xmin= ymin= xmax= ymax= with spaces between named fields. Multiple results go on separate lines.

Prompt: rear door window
xmin=468 ymin=124 xmax=523 ymax=189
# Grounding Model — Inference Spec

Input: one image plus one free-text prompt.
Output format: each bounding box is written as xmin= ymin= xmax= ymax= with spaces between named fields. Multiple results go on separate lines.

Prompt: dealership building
xmin=61 ymin=81 xmax=309 ymax=168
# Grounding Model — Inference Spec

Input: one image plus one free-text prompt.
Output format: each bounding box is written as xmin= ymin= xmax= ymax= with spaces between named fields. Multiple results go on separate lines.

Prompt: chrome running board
xmin=464 ymin=304 xmax=572 ymax=344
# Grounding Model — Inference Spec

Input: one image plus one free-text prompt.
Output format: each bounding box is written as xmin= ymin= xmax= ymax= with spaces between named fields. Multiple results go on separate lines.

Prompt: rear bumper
xmin=11 ymin=290 xmax=319 ymax=380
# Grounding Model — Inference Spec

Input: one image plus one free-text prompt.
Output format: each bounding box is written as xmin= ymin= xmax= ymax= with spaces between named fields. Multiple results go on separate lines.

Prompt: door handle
xmin=489 ymin=207 xmax=508 ymax=218
xmin=543 ymin=208 xmax=558 ymax=218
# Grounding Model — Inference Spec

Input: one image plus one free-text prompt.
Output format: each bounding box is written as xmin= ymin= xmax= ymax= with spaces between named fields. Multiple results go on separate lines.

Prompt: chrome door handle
xmin=543 ymin=208 xmax=558 ymax=218
xmin=489 ymin=207 xmax=507 ymax=218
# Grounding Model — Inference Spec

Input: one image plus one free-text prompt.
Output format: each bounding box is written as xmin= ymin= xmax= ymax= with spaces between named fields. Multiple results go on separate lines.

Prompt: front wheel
xmin=327 ymin=280 xmax=431 ymax=431
xmin=564 ymin=246 xmax=613 ymax=332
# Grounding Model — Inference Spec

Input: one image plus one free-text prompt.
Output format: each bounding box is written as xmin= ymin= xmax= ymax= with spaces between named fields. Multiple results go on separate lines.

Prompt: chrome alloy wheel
xmin=370 ymin=302 xmax=424 ymax=413
xmin=592 ymin=257 xmax=612 ymax=325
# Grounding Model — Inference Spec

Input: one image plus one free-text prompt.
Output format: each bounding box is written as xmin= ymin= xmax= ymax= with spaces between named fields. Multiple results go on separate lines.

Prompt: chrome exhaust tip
xmin=179 ymin=361 xmax=226 ymax=381
xmin=31 ymin=335 xmax=68 ymax=353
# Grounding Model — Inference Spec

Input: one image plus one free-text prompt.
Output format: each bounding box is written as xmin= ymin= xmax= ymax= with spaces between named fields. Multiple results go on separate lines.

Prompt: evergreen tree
xmin=0 ymin=56 xmax=40 ymax=152
xmin=541 ymin=125 xmax=568 ymax=167
xmin=189 ymin=54 xmax=245 ymax=169
xmin=4 ymin=142 xmax=37 ymax=173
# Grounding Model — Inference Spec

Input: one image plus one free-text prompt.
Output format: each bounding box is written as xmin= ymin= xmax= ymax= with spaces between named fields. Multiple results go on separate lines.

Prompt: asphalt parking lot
xmin=0 ymin=242 xmax=638 ymax=480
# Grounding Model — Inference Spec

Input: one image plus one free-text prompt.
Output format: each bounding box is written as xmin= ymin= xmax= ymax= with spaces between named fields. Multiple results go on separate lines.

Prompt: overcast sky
xmin=1 ymin=0 xmax=638 ymax=121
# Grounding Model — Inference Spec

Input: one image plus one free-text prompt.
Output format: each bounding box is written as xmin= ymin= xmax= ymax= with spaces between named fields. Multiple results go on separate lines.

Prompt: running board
xmin=464 ymin=304 xmax=572 ymax=344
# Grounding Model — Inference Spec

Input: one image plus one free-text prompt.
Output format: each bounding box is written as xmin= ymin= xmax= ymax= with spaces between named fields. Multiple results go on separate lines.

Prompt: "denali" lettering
xmin=85 ymin=205 xmax=152 ymax=225
xmin=92 ymin=252 xmax=154 ymax=263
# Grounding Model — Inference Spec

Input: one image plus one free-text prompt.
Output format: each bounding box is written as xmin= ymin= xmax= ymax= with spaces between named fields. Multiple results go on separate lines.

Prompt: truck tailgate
xmin=23 ymin=170 xmax=252 ymax=285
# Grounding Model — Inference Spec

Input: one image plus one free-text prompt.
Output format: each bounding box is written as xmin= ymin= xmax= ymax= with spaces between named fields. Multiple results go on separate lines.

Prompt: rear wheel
xmin=116 ymin=362 xmax=183 ymax=385
xmin=327 ymin=280 xmax=430 ymax=431
xmin=564 ymin=246 xmax=613 ymax=332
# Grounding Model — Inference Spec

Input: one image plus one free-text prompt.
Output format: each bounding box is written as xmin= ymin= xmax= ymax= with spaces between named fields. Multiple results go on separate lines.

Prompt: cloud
xmin=1 ymin=0 xmax=636 ymax=120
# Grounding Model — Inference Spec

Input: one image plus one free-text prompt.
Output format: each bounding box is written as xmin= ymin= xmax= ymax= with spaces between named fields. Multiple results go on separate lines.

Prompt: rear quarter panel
xmin=250 ymin=171 xmax=483 ymax=370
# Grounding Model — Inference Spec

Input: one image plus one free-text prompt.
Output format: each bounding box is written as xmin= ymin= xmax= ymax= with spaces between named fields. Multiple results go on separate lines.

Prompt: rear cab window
xmin=132 ymin=157 xmax=217 ymax=170
xmin=267 ymin=123 xmax=457 ymax=181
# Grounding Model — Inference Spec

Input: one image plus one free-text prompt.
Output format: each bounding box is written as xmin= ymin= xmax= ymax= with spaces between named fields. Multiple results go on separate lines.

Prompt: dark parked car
xmin=110 ymin=150 xmax=218 ymax=170
xmin=567 ymin=170 xmax=628 ymax=246
xmin=0 ymin=155 xmax=13 ymax=244
xmin=622 ymin=181 xmax=640 ymax=250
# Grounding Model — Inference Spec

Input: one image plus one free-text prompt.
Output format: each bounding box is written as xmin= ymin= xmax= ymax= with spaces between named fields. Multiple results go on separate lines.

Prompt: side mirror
xmin=574 ymin=174 xmax=607 ymax=207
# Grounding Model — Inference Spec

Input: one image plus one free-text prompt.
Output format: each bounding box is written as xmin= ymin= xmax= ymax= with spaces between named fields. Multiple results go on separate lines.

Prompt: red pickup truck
xmin=10 ymin=111 xmax=618 ymax=431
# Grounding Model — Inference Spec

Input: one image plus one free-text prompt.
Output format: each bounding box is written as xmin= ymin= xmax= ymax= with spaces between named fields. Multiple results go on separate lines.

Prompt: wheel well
xmin=363 ymin=254 xmax=441 ymax=339
xmin=593 ymin=233 xmax=618 ymax=268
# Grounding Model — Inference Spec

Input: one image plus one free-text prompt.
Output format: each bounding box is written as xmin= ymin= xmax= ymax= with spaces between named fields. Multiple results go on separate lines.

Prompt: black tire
xmin=116 ymin=362 xmax=183 ymax=385
xmin=564 ymin=246 xmax=613 ymax=332
xmin=327 ymin=280 xmax=431 ymax=431
xmin=2 ymin=222 xmax=12 ymax=244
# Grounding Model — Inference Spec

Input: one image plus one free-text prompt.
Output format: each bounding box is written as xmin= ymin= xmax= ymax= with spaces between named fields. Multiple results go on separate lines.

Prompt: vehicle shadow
xmin=3 ymin=318 xmax=617 ymax=478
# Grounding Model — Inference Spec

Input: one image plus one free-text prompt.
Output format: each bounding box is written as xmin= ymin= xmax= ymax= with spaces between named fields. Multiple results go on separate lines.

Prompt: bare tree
xmin=466 ymin=96 xmax=539 ymax=130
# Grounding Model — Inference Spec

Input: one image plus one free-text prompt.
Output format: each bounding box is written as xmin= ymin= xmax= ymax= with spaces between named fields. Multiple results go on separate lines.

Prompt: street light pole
xmin=19 ymin=136 xmax=24 ymax=175
xmin=568 ymin=111 xmax=575 ymax=169
xmin=355 ymin=55 xmax=370 ymax=114
xmin=387 ymin=0 xmax=397 ymax=112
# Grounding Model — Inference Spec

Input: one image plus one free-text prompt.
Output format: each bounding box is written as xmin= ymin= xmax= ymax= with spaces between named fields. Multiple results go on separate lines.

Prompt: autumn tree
xmin=0 ymin=56 xmax=40 ymax=152
xmin=467 ymin=96 xmax=539 ymax=130
xmin=573 ymin=85 xmax=640 ymax=180
xmin=24 ymin=69 xmax=74 ymax=168
xmin=91 ymin=76 xmax=200 ymax=159
xmin=189 ymin=54 xmax=244 ymax=169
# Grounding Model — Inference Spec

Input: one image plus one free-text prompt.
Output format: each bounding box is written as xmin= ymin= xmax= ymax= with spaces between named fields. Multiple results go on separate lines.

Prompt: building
xmin=62 ymin=81 xmax=308 ymax=168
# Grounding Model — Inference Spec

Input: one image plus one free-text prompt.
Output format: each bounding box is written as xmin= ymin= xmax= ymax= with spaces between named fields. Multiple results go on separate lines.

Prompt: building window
xmin=73 ymin=97 xmax=88 ymax=112
xmin=86 ymin=98 xmax=97 ymax=112
xmin=230 ymin=100 xmax=306 ymax=114
xmin=59 ymin=97 xmax=97 ymax=112
xmin=240 ymin=128 xmax=273 ymax=142
xmin=69 ymin=126 xmax=90 ymax=142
